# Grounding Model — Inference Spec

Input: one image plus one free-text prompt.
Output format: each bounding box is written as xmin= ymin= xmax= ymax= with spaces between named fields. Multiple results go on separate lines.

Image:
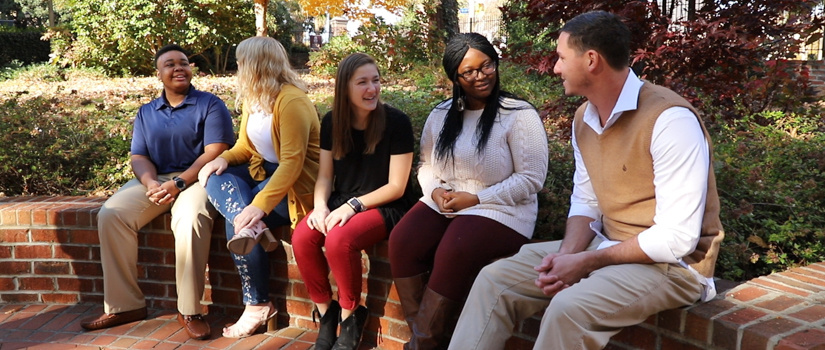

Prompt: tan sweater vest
xmin=573 ymin=82 xmax=724 ymax=278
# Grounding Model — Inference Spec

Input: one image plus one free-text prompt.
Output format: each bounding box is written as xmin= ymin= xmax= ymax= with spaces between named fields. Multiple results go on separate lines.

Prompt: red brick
xmin=785 ymin=270 xmax=825 ymax=289
xmin=776 ymin=328 xmax=825 ymax=350
xmin=32 ymin=208 xmax=47 ymax=225
xmin=137 ymin=248 xmax=165 ymax=264
xmin=144 ymin=232 xmax=174 ymax=248
xmin=611 ymin=324 xmax=657 ymax=349
xmin=53 ymin=244 xmax=93 ymax=260
xmin=766 ymin=275 xmax=825 ymax=294
xmin=0 ymin=261 xmax=31 ymax=274
xmin=34 ymin=261 xmax=70 ymax=275
xmin=727 ymin=285 xmax=770 ymax=302
xmin=45 ymin=207 xmax=62 ymax=225
xmin=660 ymin=334 xmax=706 ymax=350
xmin=1 ymin=293 xmax=39 ymax=303
xmin=15 ymin=207 xmax=32 ymax=225
xmin=658 ymin=307 xmax=685 ymax=333
xmin=15 ymin=244 xmax=53 ymax=259
xmin=70 ymin=261 xmax=102 ymax=276
xmin=56 ymin=277 xmax=95 ymax=292
xmin=0 ymin=245 xmax=11 ymax=259
xmin=754 ymin=295 xmax=805 ymax=312
xmin=805 ymin=263 xmax=825 ymax=274
xmin=684 ymin=299 xmax=736 ymax=344
xmin=1 ymin=208 xmax=17 ymax=225
xmin=40 ymin=293 xmax=78 ymax=304
xmin=750 ymin=278 xmax=811 ymax=297
xmin=76 ymin=209 xmax=92 ymax=227
xmin=0 ymin=277 xmax=14 ymax=291
xmin=19 ymin=277 xmax=54 ymax=291
xmin=68 ymin=229 xmax=99 ymax=244
xmin=144 ymin=265 xmax=176 ymax=282
xmin=29 ymin=229 xmax=59 ymax=243
xmin=742 ymin=317 xmax=804 ymax=350
xmin=0 ymin=229 xmax=28 ymax=243
xmin=60 ymin=208 xmax=78 ymax=226
xmin=713 ymin=308 xmax=768 ymax=349
xmin=788 ymin=305 xmax=825 ymax=323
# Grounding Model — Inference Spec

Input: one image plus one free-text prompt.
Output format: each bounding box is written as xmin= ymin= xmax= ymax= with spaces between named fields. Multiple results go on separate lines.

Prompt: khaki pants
xmin=448 ymin=240 xmax=702 ymax=350
xmin=97 ymin=175 xmax=215 ymax=315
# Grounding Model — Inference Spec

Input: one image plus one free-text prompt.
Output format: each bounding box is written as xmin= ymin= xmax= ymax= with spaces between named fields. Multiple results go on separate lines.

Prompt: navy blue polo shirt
xmin=130 ymin=86 xmax=235 ymax=174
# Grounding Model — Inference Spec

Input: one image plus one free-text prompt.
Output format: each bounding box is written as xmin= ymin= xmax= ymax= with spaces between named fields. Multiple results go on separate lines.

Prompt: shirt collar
xmin=155 ymin=85 xmax=198 ymax=110
xmin=582 ymin=70 xmax=643 ymax=134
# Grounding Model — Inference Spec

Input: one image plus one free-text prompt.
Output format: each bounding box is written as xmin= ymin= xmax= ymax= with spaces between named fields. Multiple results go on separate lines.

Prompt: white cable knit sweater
xmin=417 ymin=97 xmax=549 ymax=239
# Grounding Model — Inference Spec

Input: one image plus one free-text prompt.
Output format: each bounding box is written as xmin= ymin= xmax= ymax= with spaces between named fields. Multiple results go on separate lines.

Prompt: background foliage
xmin=0 ymin=29 xmax=50 ymax=66
xmin=1 ymin=0 xmax=825 ymax=283
xmin=49 ymin=0 xmax=255 ymax=76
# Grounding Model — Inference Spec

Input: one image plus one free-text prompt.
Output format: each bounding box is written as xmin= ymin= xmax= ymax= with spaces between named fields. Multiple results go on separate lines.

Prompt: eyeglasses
xmin=458 ymin=63 xmax=496 ymax=82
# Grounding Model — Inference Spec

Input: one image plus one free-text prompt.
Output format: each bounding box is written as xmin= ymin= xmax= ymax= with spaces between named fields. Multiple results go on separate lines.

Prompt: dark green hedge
xmin=0 ymin=31 xmax=50 ymax=66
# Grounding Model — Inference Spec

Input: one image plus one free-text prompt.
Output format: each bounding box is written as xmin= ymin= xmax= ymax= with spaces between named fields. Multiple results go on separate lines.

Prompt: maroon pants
xmin=292 ymin=209 xmax=387 ymax=311
xmin=389 ymin=202 xmax=529 ymax=301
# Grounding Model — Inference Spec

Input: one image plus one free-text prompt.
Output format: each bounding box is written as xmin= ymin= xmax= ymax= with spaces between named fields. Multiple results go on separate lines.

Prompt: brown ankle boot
xmin=394 ymin=273 xmax=428 ymax=329
xmin=405 ymin=288 xmax=460 ymax=350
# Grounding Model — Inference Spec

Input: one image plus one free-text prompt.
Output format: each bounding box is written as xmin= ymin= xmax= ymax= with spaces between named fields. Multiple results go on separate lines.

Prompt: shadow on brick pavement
xmin=0 ymin=303 xmax=329 ymax=349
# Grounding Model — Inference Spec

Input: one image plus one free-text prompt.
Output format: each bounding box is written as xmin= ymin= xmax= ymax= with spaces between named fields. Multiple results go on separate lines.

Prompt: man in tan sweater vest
xmin=448 ymin=11 xmax=724 ymax=350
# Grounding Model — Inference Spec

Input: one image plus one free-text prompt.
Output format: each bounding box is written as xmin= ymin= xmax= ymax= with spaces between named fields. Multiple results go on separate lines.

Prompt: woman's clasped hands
xmin=306 ymin=204 xmax=356 ymax=235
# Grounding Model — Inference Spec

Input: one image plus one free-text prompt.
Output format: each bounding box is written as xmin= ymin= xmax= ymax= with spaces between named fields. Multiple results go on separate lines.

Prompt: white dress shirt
xmin=569 ymin=71 xmax=716 ymax=300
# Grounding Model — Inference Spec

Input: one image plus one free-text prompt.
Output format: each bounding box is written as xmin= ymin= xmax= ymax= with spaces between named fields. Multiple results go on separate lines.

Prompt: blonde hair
xmin=235 ymin=36 xmax=307 ymax=112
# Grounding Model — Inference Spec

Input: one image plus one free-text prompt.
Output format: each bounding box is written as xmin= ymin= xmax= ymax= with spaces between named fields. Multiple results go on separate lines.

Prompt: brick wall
xmin=2 ymin=196 xmax=825 ymax=350
xmin=791 ymin=59 xmax=825 ymax=96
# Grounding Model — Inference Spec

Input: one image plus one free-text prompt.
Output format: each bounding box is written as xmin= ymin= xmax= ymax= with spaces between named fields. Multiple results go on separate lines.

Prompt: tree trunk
xmin=47 ymin=0 xmax=55 ymax=27
xmin=255 ymin=0 xmax=268 ymax=36
xmin=428 ymin=0 xmax=459 ymax=44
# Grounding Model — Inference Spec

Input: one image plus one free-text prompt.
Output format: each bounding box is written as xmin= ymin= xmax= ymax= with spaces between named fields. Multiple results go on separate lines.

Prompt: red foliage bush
xmin=500 ymin=0 xmax=824 ymax=125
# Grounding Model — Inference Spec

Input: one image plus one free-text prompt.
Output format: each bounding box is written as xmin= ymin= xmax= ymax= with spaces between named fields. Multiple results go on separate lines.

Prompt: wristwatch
xmin=346 ymin=197 xmax=366 ymax=213
xmin=172 ymin=176 xmax=187 ymax=191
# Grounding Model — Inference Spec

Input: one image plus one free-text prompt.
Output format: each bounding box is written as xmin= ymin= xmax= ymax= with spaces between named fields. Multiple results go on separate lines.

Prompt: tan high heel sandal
xmin=226 ymin=221 xmax=272 ymax=255
xmin=222 ymin=303 xmax=277 ymax=338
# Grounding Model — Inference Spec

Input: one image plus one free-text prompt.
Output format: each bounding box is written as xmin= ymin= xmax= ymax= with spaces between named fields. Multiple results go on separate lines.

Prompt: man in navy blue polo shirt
xmin=80 ymin=44 xmax=235 ymax=340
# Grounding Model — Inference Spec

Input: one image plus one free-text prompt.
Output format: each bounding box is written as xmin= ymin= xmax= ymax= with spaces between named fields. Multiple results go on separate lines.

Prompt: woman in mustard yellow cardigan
xmin=198 ymin=36 xmax=320 ymax=338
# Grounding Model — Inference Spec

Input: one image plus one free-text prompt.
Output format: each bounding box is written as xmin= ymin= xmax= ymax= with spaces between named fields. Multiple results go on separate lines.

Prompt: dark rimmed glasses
xmin=458 ymin=62 xmax=497 ymax=82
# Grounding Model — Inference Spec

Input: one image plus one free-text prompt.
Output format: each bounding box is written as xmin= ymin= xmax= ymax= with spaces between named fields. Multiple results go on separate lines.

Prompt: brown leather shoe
xmin=178 ymin=313 xmax=211 ymax=340
xmin=80 ymin=307 xmax=147 ymax=330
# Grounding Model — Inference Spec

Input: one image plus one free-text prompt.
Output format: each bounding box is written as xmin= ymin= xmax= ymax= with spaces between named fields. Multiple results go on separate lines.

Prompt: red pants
xmin=389 ymin=202 xmax=529 ymax=301
xmin=292 ymin=209 xmax=387 ymax=311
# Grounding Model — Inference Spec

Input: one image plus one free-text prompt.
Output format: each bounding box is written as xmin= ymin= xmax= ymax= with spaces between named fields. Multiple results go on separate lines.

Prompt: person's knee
xmin=324 ymin=231 xmax=354 ymax=257
xmin=98 ymin=202 xmax=128 ymax=228
xmin=544 ymin=288 xmax=594 ymax=325
xmin=291 ymin=226 xmax=316 ymax=251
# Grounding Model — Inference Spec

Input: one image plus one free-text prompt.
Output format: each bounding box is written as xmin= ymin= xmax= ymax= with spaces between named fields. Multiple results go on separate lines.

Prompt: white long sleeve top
xmin=417 ymin=97 xmax=549 ymax=239
xmin=569 ymin=71 xmax=716 ymax=300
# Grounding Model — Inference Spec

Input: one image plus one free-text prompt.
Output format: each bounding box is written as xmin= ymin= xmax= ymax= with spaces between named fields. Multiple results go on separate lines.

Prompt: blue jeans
xmin=205 ymin=162 xmax=289 ymax=305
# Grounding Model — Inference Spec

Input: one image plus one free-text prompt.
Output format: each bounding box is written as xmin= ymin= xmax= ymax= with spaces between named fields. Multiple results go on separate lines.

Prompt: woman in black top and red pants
xmin=291 ymin=53 xmax=416 ymax=350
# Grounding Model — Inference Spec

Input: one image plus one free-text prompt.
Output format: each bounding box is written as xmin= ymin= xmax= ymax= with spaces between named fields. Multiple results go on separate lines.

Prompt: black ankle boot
xmin=314 ymin=300 xmax=341 ymax=350
xmin=331 ymin=305 xmax=369 ymax=350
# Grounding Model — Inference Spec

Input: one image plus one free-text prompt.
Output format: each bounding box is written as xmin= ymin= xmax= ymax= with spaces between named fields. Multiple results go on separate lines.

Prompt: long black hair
xmin=435 ymin=33 xmax=530 ymax=161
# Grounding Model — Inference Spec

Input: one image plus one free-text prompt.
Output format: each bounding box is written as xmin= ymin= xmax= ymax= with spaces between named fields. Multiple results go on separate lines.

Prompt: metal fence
xmin=458 ymin=15 xmax=501 ymax=42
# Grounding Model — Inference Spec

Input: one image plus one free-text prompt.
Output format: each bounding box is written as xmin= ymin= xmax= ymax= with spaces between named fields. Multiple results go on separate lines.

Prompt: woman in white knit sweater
xmin=389 ymin=33 xmax=549 ymax=349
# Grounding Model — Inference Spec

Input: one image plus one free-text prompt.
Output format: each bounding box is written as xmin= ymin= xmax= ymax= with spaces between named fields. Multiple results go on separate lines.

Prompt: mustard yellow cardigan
xmin=219 ymin=84 xmax=320 ymax=228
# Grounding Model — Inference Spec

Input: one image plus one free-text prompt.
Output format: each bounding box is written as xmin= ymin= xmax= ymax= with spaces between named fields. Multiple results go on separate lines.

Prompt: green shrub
xmin=308 ymin=35 xmax=366 ymax=77
xmin=0 ymin=96 xmax=133 ymax=196
xmin=0 ymin=30 xmax=50 ymax=67
xmin=713 ymin=112 xmax=825 ymax=281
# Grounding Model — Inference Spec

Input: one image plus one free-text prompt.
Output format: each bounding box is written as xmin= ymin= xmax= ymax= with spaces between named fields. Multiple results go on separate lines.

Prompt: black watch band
xmin=346 ymin=197 xmax=366 ymax=213
xmin=172 ymin=176 xmax=187 ymax=191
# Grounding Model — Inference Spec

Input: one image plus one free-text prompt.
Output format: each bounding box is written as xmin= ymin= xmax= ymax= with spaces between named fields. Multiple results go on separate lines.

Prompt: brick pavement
xmin=0 ymin=303 xmax=324 ymax=350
